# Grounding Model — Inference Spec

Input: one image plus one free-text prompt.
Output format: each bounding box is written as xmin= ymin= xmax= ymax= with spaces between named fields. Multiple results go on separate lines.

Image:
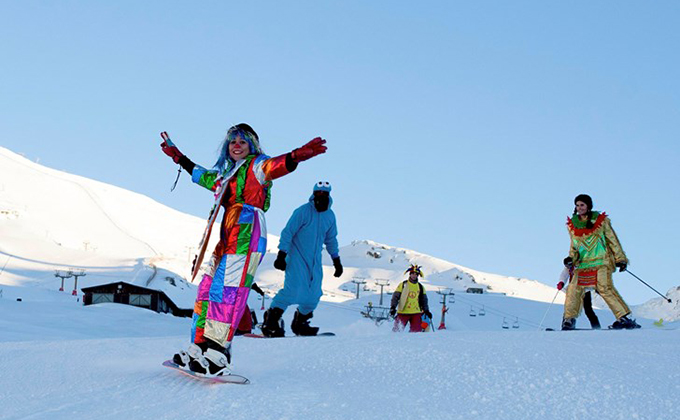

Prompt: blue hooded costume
xmin=270 ymin=182 xmax=340 ymax=314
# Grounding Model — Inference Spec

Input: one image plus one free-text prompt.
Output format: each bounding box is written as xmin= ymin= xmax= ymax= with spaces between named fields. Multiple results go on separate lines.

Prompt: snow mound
xmin=634 ymin=286 xmax=680 ymax=322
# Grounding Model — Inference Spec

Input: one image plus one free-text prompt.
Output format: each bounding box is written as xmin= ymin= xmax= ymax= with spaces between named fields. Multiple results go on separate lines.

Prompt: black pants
xmin=583 ymin=291 xmax=601 ymax=329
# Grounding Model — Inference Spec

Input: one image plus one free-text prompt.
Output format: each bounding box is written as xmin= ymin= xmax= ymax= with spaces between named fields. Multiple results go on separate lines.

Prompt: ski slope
xmin=0 ymin=287 xmax=678 ymax=420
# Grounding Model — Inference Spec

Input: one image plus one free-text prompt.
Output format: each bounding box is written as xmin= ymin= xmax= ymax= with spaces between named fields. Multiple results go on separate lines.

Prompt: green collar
xmin=571 ymin=211 xmax=600 ymax=229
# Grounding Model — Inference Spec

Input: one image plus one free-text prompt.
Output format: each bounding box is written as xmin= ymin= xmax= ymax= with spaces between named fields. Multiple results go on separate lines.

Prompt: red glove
xmin=557 ymin=281 xmax=565 ymax=291
xmin=160 ymin=132 xmax=184 ymax=164
xmin=161 ymin=142 xmax=184 ymax=163
xmin=291 ymin=137 xmax=327 ymax=162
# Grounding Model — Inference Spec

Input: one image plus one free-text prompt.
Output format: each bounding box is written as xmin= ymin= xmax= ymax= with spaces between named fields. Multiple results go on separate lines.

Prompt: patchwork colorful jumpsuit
xmin=563 ymin=211 xmax=630 ymax=320
xmin=190 ymin=154 xmax=295 ymax=348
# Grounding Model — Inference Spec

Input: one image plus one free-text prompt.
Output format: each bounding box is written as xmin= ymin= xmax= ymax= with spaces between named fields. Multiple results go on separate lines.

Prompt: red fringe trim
xmin=566 ymin=212 xmax=607 ymax=237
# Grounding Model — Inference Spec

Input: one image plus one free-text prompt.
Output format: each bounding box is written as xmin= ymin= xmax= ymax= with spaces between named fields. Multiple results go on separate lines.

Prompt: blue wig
xmin=213 ymin=123 xmax=263 ymax=173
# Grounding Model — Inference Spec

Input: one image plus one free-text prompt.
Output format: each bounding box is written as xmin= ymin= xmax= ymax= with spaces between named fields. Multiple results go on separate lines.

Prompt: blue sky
xmin=1 ymin=1 xmax=679 ymax=304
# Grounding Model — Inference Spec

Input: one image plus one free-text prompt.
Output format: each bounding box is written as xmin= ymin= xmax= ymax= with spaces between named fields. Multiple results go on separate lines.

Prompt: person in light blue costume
xmin=261 ymin=181 xmax=343 ymax=337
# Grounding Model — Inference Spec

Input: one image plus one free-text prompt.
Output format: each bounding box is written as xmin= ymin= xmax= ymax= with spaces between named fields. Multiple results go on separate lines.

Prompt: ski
xmin=162 ymin=360 xmax=250 ymax=385
xmin=547 ymin=328 xmax=641 ymax=331
xmin=242 ymin=332 xmax=335 ymax=339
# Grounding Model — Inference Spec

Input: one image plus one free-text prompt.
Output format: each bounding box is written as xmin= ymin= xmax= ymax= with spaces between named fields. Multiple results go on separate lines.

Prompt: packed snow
xmin=1 ymin=146 xmax=679 ymax=420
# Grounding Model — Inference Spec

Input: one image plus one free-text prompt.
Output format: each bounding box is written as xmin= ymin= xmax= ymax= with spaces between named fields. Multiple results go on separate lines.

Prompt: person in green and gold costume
xmin=561 ymin=194 xmax=640 ymax=330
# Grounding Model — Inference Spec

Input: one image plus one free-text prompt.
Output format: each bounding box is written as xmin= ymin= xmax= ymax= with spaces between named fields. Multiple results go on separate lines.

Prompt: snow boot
xmin=561 ymin=317 xmax=576 ymax=331
xmin=291 ymin=310 xmax=319 ymax=336
xmin=172 ymin=343 xmax=202 ymax=368
xmin=188 ymin=342 xmax=232 ymax=376
xmin=261 ymin=307 xmax=285 ymax=337
xmin=610 ymin=315 xmax=641 ymax=330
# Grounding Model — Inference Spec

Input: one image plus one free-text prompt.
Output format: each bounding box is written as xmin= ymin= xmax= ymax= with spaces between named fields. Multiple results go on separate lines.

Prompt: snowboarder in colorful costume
xmin=561 ymin=194 xmax=639 ymax=330
xmin=262 ymin=181 xmax=342 ymax=337
xmin=390 ymin=264 xmax=432 ymax=332
xmin=160 ymin=123 xmax=327 ymax=375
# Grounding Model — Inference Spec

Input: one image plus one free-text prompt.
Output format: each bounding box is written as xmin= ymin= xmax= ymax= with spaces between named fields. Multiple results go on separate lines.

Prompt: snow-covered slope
xmin=0 ymin=147 xmax=277 ymax=307
xmin=0 ymin=287 xmax=678 ymax=420
xmin=324 ymin=239 xmax=563 ymax=303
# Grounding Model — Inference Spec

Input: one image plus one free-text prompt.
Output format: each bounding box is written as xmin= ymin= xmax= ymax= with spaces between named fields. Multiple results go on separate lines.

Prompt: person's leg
xmin=595 ymin=268 xmax=630 ymax=320
xmin=563 ymin=277 xmax=585 ymax=329
xmin=582 ymin=292 xmax=601 ymax=329
xmin=235 ymin=304 xmax=253 ymax=334
xmin=263 ymin=274 xmax=297 ymax=337
xmin=408 ymin=313 xmax=423 ymax=332
xmin=393 ymin=314 xmax=408 ymax=332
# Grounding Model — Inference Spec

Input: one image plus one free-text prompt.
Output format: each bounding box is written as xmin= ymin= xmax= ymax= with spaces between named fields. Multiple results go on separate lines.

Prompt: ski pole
xmin=537 ymin=289 xmax=560 ymax=331
xmin=625 ymin=269 xmax=671 ymax=303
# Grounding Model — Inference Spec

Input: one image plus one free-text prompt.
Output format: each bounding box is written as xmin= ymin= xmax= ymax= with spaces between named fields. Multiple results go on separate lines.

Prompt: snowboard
xmin=242 ymin=332 xmax=335 ymax=339
xmin=162 ymin=360 xmax=250 ymax=385
xmin=548 ymin=327 xmax=641 ymax=331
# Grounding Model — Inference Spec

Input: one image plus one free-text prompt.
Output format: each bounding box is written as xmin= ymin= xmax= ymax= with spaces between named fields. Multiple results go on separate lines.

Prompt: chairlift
xmin=449 ymin=295 xmax=456 ymax=303
xmin=479 ymin=305 xmax=486 ymax=316
xmin=469 ymin=306 xmax=476 ymax=317
xmin=513 ymin=317 xmax=520 ymax=329
xmin=502 ymin=317 xmax=509 ymax=329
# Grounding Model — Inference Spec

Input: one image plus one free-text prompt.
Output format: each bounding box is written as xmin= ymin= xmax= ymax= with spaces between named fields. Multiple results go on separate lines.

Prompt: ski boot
xmin=610 ymin=315 xmax=641 ymax=330
xmin=291 ymin=310 xmax=319 ymax=336
xmin=561 ymin=317 xmax=576 ymax=331
xmin=261 ymin=307 xmax=285 ymax=337
xmin=188 ymin=341 xmax=232 ymax=377
xmin=172 ymin=343 xmax=203 ymax=368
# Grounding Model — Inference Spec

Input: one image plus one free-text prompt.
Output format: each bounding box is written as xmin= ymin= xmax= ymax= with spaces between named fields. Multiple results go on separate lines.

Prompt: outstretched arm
xmin=254 ymin=137 xmax=328 ymax=183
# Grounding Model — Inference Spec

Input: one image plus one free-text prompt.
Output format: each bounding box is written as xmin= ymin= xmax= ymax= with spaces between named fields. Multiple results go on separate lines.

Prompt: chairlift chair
xmin=479 ymin=306 xmax=486 ymax=316
xmin=513 ymin=317 xmax=520 ymax=329
xmin=469 ymin=306 xmax=476 ymax=317
xmin=502 ymin=317 xmax=509 ymax=329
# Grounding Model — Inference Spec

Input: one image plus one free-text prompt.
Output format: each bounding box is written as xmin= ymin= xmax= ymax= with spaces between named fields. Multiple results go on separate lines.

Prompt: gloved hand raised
xmin=160 ymin=131 xmax=184 ymax=164
xmin=332 ymin=256 xmax=343 ymax=277
xmin=291 ymin=137 xmax=327 ymax=162
xmin=557 ymin=281 xmax=565 ymax=291
xmin=389 ymin=307 xmax=396 ymax=318
xmin=274 ymin=250 xmax=287 ymax=271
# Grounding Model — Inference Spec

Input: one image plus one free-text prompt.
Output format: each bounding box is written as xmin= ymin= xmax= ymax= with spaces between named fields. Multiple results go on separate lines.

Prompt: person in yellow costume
xmin=390 ymin=265 xmax=432 ymax=332
xmin=561 ymin=194 xmax=640 ymax=330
